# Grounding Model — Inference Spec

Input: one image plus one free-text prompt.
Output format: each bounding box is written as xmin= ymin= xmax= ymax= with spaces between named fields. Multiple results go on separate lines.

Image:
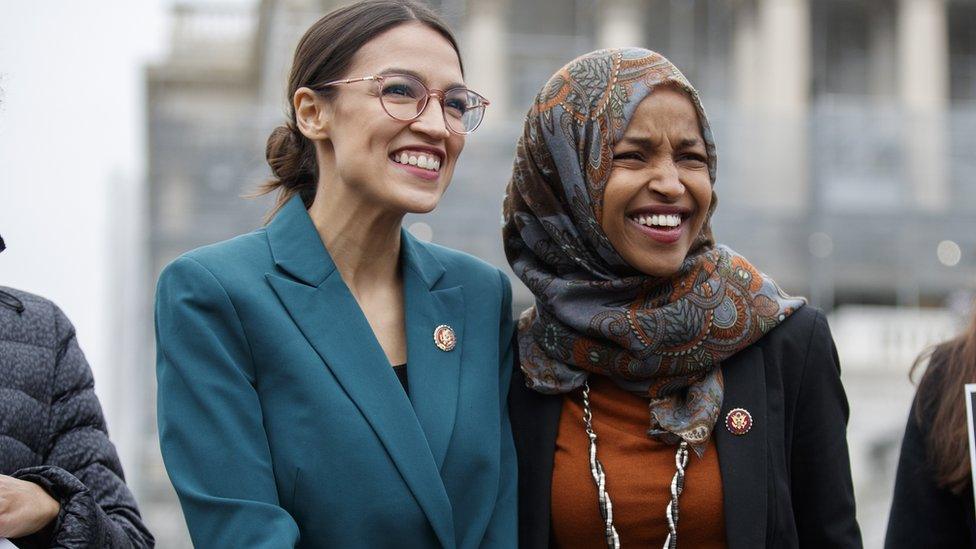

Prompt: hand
xmin=0 ymin=475 xmax=61 ymax=538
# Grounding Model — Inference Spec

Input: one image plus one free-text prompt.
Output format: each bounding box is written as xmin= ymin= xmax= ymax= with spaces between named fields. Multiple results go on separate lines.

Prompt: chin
xmin=405 ymin=202 xmax=439 ymax=215
xmin=627 ymin=250 xmax=686 ymax=278
xmin=397 ymin=193 xmax=443 ymax=215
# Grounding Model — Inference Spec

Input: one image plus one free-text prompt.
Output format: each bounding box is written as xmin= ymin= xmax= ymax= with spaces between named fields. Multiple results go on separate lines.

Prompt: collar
xmin=265 ymin=194 xmax=446 ymax=289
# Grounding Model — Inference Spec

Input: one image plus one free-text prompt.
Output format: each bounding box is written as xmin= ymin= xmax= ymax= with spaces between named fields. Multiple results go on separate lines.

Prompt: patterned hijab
xmin=503 ymin=48 xmax=805 ymax=456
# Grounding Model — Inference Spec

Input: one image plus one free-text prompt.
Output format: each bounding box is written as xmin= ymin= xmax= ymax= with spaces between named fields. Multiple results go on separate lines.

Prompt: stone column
xmin=596 ymin=0 xmax=645 ymax=50
xmin=462 ymin=0 xmax=510 ymax=126
xmin=868 ymin=2 xmax=898 ymax=98
xmin=732 ymin=0 xmax=760 ymax=110
xmin=758 ymin=0 xmax=810 ymax=114
xmin=752 ymin=0 xmax=812 ymax=214
xmin=898 ymin=0 xmax=949 ymax=211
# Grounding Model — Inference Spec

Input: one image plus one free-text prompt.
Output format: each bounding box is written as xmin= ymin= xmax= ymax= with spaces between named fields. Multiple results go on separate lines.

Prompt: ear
xmin=294 ymin=86 xmax=331 ymax=140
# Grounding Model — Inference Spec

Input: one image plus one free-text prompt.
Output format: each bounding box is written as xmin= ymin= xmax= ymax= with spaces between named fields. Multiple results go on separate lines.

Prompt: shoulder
xmin=420 ymin=240 xmax=502 ymax=278
xmin=158 ymin=229 xmax=272 ymax=290
xmin=746 ymin=305 xmax=840 ymax=398
xmin=417 ymin=240 xmax=510 ymax=293
xmin=0 ymin=287 xmax=76 ymax=351
xmin=177 ymin=228 xmax=271 ymax=276
xmin=763 ymin=305 xmax=826 ymax=345
xmin=751 ymin=305 xmax=830 ymax=359
xmin=0 ymin=287 xmax=60 ymax=317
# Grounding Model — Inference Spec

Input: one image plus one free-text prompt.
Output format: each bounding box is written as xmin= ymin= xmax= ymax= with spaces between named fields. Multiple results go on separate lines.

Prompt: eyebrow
xmin=616 ymin=136 xmax=656 ymax=149
xmin=376 ymin=67 xmax=465 ymax=90
xmin=616 ymin=135 xmax=703 ymax=149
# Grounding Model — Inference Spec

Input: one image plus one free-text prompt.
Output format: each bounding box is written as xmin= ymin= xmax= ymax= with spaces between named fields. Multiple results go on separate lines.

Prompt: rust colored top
xmin=551 ymin=375 xmax=727 ymax=548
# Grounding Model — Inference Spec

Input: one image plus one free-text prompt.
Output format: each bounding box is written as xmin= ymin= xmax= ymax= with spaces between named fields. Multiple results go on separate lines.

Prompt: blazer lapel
xmin=715 ymin=346 xmax=768 ymax=549
xmin=401 ymin=232 xmax=462 ymax=470
xmin=264 ymin=196 xmax=456 ymax=549
xmin=509 ymin=365 xmax=564 ymax=549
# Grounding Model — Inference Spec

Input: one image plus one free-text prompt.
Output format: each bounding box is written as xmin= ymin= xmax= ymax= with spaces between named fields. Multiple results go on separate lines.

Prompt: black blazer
xmin=509 ymin=306 xmax=862 ymax=548
xmin=885 ymin=351 xmax=976 ymax=548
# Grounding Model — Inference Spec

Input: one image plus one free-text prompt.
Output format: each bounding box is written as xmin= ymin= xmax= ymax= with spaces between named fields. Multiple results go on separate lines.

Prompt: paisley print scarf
xmin=502 ymin=48 xmax=805 ymax=456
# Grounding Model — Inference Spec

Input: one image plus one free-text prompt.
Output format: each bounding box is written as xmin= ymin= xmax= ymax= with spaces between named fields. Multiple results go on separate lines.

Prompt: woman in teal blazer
xmin=154 ymin=2 xmax=515 ymax=547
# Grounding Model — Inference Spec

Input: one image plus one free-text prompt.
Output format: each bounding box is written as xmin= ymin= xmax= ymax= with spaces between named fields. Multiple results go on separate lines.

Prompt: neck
xmin=307 ymin=186 xmax=403 ymax=295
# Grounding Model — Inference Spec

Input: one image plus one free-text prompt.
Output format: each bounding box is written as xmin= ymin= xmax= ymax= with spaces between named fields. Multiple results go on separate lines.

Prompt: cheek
xmin=448 ymin=135 xmax=465 ymax=160
xmin=689 ymin=177 xmax=713 ymax=222
xmin=599 ymin=176 xmax=628 ymax=232
xmin=332 ymin=119 xmax=383 ymax=158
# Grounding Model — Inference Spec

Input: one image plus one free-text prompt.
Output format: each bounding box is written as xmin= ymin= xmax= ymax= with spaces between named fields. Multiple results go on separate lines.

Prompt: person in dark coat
xmin=502 ymin=48 xmax=862 ymax=548
xmin=886 ymin=304 xmax=976 ymax=547
xmin=0 ymin=235 xmax=154 ymax=548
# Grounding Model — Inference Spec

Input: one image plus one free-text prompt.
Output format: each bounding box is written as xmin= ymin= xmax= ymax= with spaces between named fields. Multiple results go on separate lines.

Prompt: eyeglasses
xmin=316 ymin=73 xmax=490 ymax=135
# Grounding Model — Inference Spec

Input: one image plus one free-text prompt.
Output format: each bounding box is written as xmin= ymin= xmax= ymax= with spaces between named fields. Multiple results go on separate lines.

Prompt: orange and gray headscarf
xmin=503 ymin=48 xmax=804 ymax=456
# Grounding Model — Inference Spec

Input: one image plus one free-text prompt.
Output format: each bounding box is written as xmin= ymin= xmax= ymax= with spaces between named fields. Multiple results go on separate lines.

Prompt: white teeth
xmin=633 ymin=214 xmax=682 ymax=228
xmin=392 ymin=151 xmax=442 ymax=172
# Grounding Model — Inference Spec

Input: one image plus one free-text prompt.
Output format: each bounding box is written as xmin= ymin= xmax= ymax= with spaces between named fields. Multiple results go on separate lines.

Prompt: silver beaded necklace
xmin=581 ymin=381 xmax=690 ymax=549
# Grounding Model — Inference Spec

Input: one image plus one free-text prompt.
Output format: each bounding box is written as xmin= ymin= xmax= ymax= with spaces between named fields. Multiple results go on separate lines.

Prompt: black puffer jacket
xmin=0 ymin=286 xmax=154 ymax=548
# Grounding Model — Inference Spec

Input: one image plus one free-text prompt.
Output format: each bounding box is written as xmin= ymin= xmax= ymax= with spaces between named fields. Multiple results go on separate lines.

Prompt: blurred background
xmin=2 ymin=0 xmax=975 ymax=546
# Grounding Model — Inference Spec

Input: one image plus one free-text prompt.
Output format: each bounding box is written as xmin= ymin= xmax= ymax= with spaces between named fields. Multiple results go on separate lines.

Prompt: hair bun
xmin=256 ymin=123 xmax=318 ymax=217
xmin=266 ymin=124 xmax=305 ymax=183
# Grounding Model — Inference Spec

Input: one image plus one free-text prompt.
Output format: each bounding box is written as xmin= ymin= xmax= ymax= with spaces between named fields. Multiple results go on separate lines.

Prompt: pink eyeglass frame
xmin=316 ymin=74 xmax=491 ymax=134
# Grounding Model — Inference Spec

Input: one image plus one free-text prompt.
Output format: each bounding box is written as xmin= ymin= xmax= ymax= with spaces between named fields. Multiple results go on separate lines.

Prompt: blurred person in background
xmin=504 ymin=48 xmax=861 ymax=548
xmin=154 ymin=1 xmax=516 ymax=547
xmin=0 ymin=235 xmax=154 ymax=548
xmin=886 ymin=302 xmax=976 ymax=547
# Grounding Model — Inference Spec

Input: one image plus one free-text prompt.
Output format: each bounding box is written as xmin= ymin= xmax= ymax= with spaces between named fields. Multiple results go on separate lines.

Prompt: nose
xmin=409 ymin=97 xmax=451 ymax=140
xmin=646 ymin=158 xmax=685 ymax=201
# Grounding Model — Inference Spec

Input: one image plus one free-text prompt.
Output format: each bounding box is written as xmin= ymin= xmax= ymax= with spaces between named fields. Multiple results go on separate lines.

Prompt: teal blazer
xmin=155 ymin=195 xmax=517 ymax=548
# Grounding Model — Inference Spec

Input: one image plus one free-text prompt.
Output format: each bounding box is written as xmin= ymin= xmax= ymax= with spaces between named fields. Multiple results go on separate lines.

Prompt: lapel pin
xmin=725 ymin=407 xmax=753 ymax=436
xmin=433 ymin=324 xmax=456 ymax=352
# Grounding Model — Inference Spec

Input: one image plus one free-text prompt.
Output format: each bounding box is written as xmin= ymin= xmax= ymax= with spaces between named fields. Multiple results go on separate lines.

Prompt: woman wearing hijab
xmin=503 ymin=48 xmax=861 ymax=548
xmin=886 ymin=304 xmax=976 ymax=547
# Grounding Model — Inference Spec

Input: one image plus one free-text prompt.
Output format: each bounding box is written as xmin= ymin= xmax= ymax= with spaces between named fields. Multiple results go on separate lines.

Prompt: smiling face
xmin=314 ymin=22 xmax=466 ymax=214
xmin=600 ymin=86 xmax=713 ymax=277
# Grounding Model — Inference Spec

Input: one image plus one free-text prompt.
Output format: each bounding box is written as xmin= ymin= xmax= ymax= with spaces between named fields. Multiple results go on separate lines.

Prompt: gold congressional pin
xmin=725 ymin=408 xmax=753 ymax=436
xmin=433 ymin=325 xmax=456 ymax=352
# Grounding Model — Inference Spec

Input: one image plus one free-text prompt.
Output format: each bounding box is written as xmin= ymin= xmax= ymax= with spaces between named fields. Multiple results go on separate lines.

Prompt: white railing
xmin=830 ymin=305 xmax=963 ymax=373
xmin=170 ymin=2 xmax=257 ymax=62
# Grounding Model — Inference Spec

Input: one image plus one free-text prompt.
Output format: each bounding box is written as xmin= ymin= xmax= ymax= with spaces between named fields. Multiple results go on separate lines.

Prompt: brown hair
xmin=255 ymin=0 xmax=462 ymax=219
xmin=912 ymin=303 xmax=976 ymax=494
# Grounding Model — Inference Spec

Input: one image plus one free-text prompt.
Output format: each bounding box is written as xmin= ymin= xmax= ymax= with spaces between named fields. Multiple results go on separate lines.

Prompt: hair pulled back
xmin=258 ymin=0 xmax=462 ymax=219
